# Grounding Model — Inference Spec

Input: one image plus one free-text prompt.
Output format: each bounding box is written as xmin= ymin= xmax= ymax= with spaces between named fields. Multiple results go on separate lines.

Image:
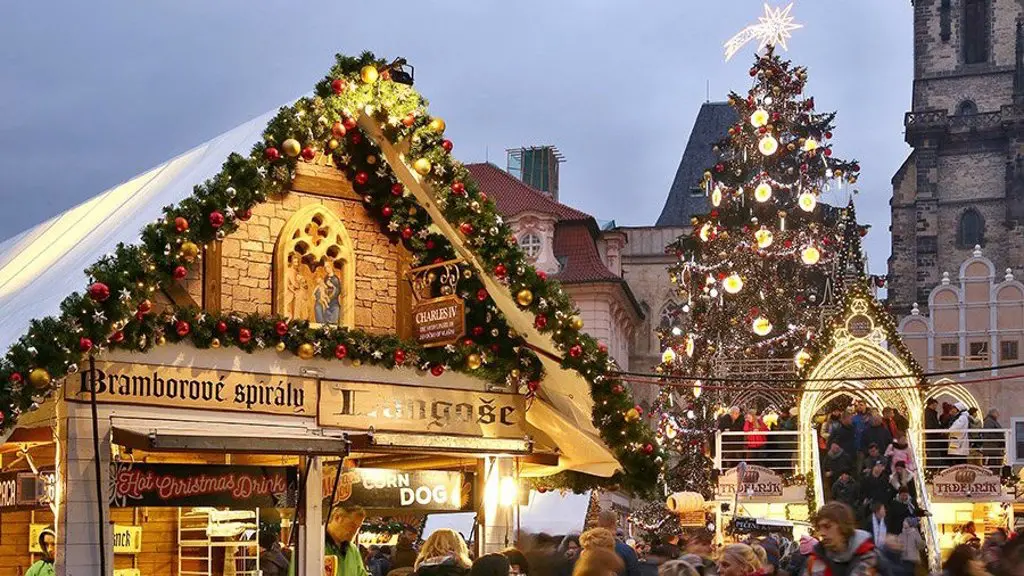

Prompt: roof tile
xmin=466 ymin=163 xmax=591 ymax=221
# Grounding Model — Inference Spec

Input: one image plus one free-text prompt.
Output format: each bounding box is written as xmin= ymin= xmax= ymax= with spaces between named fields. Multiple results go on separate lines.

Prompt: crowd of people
xmin=924 ymin=399 xmax=1004 ymax=469
xmin=717 ymin=406 xmax=799 ymax=471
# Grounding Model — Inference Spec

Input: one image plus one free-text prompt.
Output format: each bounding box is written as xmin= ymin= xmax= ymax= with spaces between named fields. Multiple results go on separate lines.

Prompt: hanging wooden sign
xmin=0 ymin=469 xmax=54 ymax=512
xmin=406 ymin=258 xmax=466 ymax=347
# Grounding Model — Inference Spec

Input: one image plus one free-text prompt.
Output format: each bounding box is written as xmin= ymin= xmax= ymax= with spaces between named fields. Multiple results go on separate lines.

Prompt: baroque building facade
xmin=890 ymin=0 xmax=1024 ymax=314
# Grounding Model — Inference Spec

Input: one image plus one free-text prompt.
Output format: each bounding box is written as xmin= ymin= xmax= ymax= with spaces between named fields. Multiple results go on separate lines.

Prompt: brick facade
xmin=889 ymin=0 xmax=1024 ymax=314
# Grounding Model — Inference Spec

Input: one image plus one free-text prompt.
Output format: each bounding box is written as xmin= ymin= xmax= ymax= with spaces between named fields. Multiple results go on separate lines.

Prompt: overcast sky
xmin=0 ymin=1 xmax=911 ymax=273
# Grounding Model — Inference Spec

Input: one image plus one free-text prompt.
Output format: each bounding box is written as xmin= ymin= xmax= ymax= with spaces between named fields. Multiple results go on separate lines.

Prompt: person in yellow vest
xmin=326 ymin=506 xmax=368 ymax=576
xmin=26 ymin=528 xmax=56 ymax=576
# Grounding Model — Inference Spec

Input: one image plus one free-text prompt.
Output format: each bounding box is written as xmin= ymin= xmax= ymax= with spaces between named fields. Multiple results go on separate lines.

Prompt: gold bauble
xmin=803 ymin=138 xmax=819 ymax=152
xmin=711 ymin=186 xmax=722 ymax=207
xmin=467 ymin=353 xmax=483 ymax=370
xmin=360 ymin=65 xmax=379 ymax=84
xmin=516 ymin=289 xmax=534 ymax=307
xmin=625 ymin=408 xmax=641 ymax=422
xmin=413 ymin=158 xmax=432 ymax=175
xmin=428 ymin=118 xmax=446 ymax=133
xmin=297 ymin=343 xmax=315 ymax=360
xmin=328 ymin=138 xmax=340 ymax=150
xmin=275 ymin=341 xmax=287 ymax=352
xmin=156 ymin=335 xmax=167 ymax=346
xmin=180 ymin=241 xmax=200 ymax=262
xmin=570 ymin=316 xmax=584 ymax=331
xmin=282 ymin=138 xmax=302 ymax=158
xmin=28 ymin=368 xmax=51 ymax=389
xmin=210 ymin=338 xmax=221 ymax=349
xmin=662 ymin=347 xmax=677 ymax=364
xmin=510 ymin=369 xmax=520 ymax=380
xmin=351 ymin=359 xmax=362 ymax=367
xmin=752 ymin=316 xmax=773 ymax=337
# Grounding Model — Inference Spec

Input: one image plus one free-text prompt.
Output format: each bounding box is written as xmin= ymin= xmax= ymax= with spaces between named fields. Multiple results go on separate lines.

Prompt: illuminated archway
xmin=926 ymin=378 xmax=981 ymax=412
xmin=798 ymin=297 xmax=924 ymax=473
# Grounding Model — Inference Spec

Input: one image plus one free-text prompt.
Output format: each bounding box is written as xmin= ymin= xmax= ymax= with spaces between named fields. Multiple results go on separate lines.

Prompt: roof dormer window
xmin=520 ymin=233 xmax=543 ymax=260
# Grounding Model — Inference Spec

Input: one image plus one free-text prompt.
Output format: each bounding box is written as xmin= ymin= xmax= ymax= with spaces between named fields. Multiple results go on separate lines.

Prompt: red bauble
xmin=174 ymin=216 xmax=189 ymax=233
xmin=494 ymin=264 xmax=507 ymax=278
xmin=301 ymin=147 xmax=316 ymax=161
xmin=860 ymin=227 xmax=869 ymax=238
xmin=382 ymin=206 xmax=393 ymax=218
xmin=79 ymin=337 xmax=93 ymax=352
xmin=430 ymin=364 xmax=445 ymax=377
xmin=9 ymin=372 xmax=22 ymax=385
xmin=173 ymin=266 xmax=188 ymax=280
xmin=238 ymin=328 xmax=252 ymax=344
xmin=238 ymin=209 xmax=253 ymax=221
xmin=331 ymin=78 xmax=347 ymax=94
xmin=394 ymin=349 xmax=407 ymax=364
xmin=402 ymin=113 xmax=416 ymax=127
xmin=800 ymin=163 xmax=809 ymax=173
xmin=783 ymin=240 xmax=793 ymax=248
xmin=135 ymin=310 xmax=145 ymax=322
xmin=355 ymin=172 xmax=370 ymax=185
xmin=216 ymin=321 xmax=228 ymax=333
xmin=349 ymin=132 xmax=363 ymax=145
xmin=462 ymin=338 xmax=474 ymax=346
xmin=476 ymin=288 xmax=488 ymax=302
xmin=569 ymin=345 xmax=583 ymax=358
xmin=441 ymin=140 xmax=453 ymax=153
xmin=175 ymin=321 xmax=190 ymax=337
xmin=138 ymin=299 xmax=152 ymax=313
xmin=490 ymin=344 xmax=500 ymax=353
xmin=332 ymin=121 xmax=346 ymax=139
xmin=635 ymin=405 xmax=644 ymax=416
xmin=401 ymin=227 xmax=414 ymax=240
xmin=749 ymin=67 xmax=758 ymax=77
xmin=823 ymin=148 xmax=832 ymax=157
xmin=772 ymin=112 xmax=781 ymax=121
xmin=537 ymin=270 xmax=547 ymax=281
xmin=425 ymin=239 xmax=435 ymax=250
xmin=538 ymin=486 xmax=548 ymax=494
xmin=852 ymin=163 xmax=860 ymax=172
xmin=758 ymin=126 xmax=767 ymax=134
xmin=472 ymin=326 xmax=485 ymax=337
xmin=715 ymin=163 xmax=725 ymax=173
xmin=343 ymin=117 xmax=357 ymax=130
xmin=527 ymin=380 xmax=540 ymax=393
xmin=391 ymin=183 xmax=404 ymax=196
xmin=598 ymin=343 xmax=608 ymax=354
xmin=275 ymin=321 xmax=289 ymax=336
xmin=534 ymin=315 xmax=548 ymax=329
xmin=643 ymin=443 xmax=654 ymax=455
xmin=88 ymin=282 xmax=110 ymax=302
xmin=265 ymin=147 xmax=281 ymax=161
xmin=612 ymin=384 xmax=624 ymax=395
xmin=459 ymin=222 xmax=473 ymax=235
xmin=334 ymin=344 xmax=348 ymax=359
xmin=451 ymin=182 xmax=466 ymax=195
xmin=825 ymin=131 xmax=833 ymax=139
xmin=209 ymin=211 xmax=224 ymax=228
xmin=109 ymin=330 xmax=125 ymax=344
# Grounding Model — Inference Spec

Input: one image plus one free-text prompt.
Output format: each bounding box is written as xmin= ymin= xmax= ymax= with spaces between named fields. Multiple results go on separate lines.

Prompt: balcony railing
xmin=920 ymin=428 xmax=1010 ymax=473
xmin=714 ymin=430 xmax=801 ymax=476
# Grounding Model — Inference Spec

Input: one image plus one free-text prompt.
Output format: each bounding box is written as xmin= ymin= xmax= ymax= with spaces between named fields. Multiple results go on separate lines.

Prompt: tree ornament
xmin=795 ymin=348 xmax=811 ymax=368
xmin=209 ymin=210 xmax=225 ymax=228
xmin=155 ymin=335 xmax=166 ymax=346
xmin=238 ymin=209 xmax=253 ymax=221
xmin=758 ymin=135 xmax=779 ymax=156
xmin=215 ymin=320 xmax=228 ymax=333
xmin=643 ymin=443 xmax=655 ymax=455
xmin=569 ymin=344 xmax=583 ymax=358
xmin=662 ymin=347 xmax=677 ymax=364
xmin=451 ymin=181 xmax=466 ymax=195
xmin=428 ymin=118 xmax=446 ymax=133
xmin=755 ymin=227 xmax=774 ymax=249
xmin=9 ymin=372 xmax=22 ymax=386
xmin=527 ymin=380 xmax=540 ymax=393
xmin=275 ymin=341 xmax=287 ymax=352
xmin=750 ymin=109 xmax=769 ymax=128
xmin=401 ymin=227 xmax=414 ymax=240
xmin=239 ymin=328 xmax=252 ymax=344
xmin=331 ymin=122 xmax=347 ymax=140
xmin=382 ymin=206 xmax=393 ymax=218
xmin=297 ymin=343 xmax=315 ymax=360
xmin=625 ymin=408 xmax=640 ymax=422
xmin=430 ymin=364 xmax=445 ymax=377
xmin=211 ymin=338 xmax=221 ymax=349
xmin=360 ymin=65 xmax=379 ymax=83
xmin=88 ymin=282 xmax=111 ymax=302
xmin=301 ymin=146 xmax=316 ymax=161
xmin=798 ymin=191 xmax=817 ymax=212
xmin=180 ymin=241 xmax=200 ymax=262
xmin=402 ymin=113 xmax=416 ymax=127
xmin=752 ymin=316 xmax=773 ymax=336
xmin=394 ymin=349 xmax=407 ymax=364
xmin=570 ymin=316 xmax=584 ymax=331
xmin=803 ymin=138 xmax=818 ymax=152
xmin=475 ymin=288 xmax=488 ymax=302
xmin=28 ymin=368 xmax=51 ymax=390
xmin=494 ymin=263 xmax=507 ymax=279
xmin=275 ymin=321 xmax=289 ymax=336
xmin=334 ymin=344 xmax=348 ymax=359
xmin=534 ymin=314 xmax=548 ymax=329
xmin=801 ymin=245 xmax=821 ymax=265
xmin=391 ymin=183 xmax=404 ymax=196
xmin=79 ymin=337 xmax=93 ymax=352
xmin=754 ymin=183 xmax=773 ymax=203
xmin=466 ymin=353 xmax=482 ymax=370
xmin=175 ymin=320 xmax=190 ymax=337
xmin=459 ymin=222 xmax=474 ymax=236
xmin=264 ymin=147 xmax=281 ymax=161
xmin=282 ymin=139 xmax=302 ymax=158
xmin=355 ymin=171 xmax=370 ymax=185
xmin=441 ymin=139 xmax=454 ymax=152
xmin=173 ymin=216 xmax=190 ymax=233
xmin=413 ymin=158 xmax=432 ymax=175
xmin=516 ymin=289 xmax=534 ymax=307
xmin=722 ymin=273 xmax=744 ymax=294
xmin=331 ymin=78 xmax=347 ymax=94
xmin=173 ymin=266 xmax=188 ymax=280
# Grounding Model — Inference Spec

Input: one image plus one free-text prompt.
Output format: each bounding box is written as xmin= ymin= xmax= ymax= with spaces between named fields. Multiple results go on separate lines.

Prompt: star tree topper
xmin=724 ymin=2 xmax=803 ymax=61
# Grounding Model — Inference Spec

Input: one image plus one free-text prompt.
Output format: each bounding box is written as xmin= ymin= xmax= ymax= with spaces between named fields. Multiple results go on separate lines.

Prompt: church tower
xmin=889 ymin=0 xmax=1024 ymax=314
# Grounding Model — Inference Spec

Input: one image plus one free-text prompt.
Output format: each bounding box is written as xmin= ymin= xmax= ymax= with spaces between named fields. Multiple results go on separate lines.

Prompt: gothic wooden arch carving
xmin=274 ymin=204 xmax=355 ymax=327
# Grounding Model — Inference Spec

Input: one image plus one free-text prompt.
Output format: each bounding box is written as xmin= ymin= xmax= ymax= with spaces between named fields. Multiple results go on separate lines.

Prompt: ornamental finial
xmin=725 ymin=3 xmax=803 ymax=62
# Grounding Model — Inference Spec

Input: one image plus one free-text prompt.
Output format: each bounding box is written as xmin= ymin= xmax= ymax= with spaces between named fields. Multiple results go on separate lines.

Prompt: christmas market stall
xmin=0 ymin=53 xmax=662 ymax=576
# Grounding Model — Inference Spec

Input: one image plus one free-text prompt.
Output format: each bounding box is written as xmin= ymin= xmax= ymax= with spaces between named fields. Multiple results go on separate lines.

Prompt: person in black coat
xmin=886 ymin=488 xmax=922 ymax=535
xmin=831 ymin=414 xmax=857 ymax=457
xmin=861 ymin=459 xmax=894 ymax=515
xmin=823 ymin=442 xmax=854 ymax=489
xmin=830 ymin=471 xmax=860 ymax=509
xmin=863 ymin=416 xmax=893 ymax=461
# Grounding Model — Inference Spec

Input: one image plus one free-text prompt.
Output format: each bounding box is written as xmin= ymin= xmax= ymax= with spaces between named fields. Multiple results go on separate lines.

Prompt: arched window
xmin=659 ymin=301 xmax=679 ymax=329
xmin=956 ymin=100 xmax=978 ymax=116
xmin=519 ymin=233 xmax=542 ymax=260
xmin=957 ymin=209 xmax=984 ymax=249
xmin=963 ymin=0 xmax=990 ymax=65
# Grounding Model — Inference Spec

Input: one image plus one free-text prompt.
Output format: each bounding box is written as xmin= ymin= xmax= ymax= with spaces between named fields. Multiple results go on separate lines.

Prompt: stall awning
xmin=522 ymin=399 xmax=619 ymax=478
xmin=110 ymin=420 xmax=352 ymax=456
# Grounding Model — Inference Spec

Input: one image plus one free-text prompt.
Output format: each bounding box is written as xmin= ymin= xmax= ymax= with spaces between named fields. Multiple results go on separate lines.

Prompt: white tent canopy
xmin=518 ymin=490 xmax=591 ymax=536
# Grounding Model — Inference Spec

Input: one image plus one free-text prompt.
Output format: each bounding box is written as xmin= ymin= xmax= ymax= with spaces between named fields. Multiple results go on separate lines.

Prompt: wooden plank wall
xmin=0 ymin=509 xmax=54 ymax=576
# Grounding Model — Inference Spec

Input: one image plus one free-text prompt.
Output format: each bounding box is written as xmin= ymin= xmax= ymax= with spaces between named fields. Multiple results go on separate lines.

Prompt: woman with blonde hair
xmin=414 ymin=529 xmax=472 ymax=576
xmin=572 ymin=546 xmax=624 ymax=576
xmin=659 ymin=560 xmax=699 ymax=576
xmin=717 ymin=544 xmax=760 ymax=576
xmin=579 ymin=528 xmax=616 ymax=551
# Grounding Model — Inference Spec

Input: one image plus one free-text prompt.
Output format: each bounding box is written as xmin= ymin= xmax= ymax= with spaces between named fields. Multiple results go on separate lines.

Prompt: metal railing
xmin=714 ymin=430 xmax=801 ymax=475
xmin=810 ymin=429 xmax=826 ymax=511
xmin=920 ymin=428 xmax=1010 ymax=473
xmin=907 ymin=436 xmax=942 ymax=575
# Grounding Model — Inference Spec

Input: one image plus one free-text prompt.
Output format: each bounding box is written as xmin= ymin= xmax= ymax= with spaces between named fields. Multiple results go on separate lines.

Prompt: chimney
xmin=505 ymin=146 xmax=565 ymax=201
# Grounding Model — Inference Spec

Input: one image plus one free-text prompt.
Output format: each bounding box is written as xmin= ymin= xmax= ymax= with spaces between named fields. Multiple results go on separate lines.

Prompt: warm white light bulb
xmin=750 ymin=109 xmax=769 ymax=128
xmin=754 ymin=183 xmax=773 ymax=203
xmin=801 ymin=245 xmax=821 ymax=265
xmin=759 ymin=135 xmax=779 ymax=156
xmin=752 ymin=316 xmax=773 ymax=336
xmin=723 ymin=273 xmax=744 ymax=294
xmin=798 ymin=191 xmax=817 ymax=212
xmin=755 ymin=227 xmax=774 ymax=249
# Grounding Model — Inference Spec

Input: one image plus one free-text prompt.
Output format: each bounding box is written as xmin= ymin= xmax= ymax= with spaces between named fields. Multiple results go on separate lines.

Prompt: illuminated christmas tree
xmin=650 ymin=45 xmax=863 ymax=511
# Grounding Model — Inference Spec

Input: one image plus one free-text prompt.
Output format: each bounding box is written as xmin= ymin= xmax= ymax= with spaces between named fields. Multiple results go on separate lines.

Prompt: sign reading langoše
xmin=319 ymin=381 xmax=524 ymax=438
xmin=72 ymin=361 xmax=316 ymax=416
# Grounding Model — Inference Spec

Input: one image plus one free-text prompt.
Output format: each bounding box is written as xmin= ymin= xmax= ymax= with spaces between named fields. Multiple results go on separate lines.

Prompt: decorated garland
xmin=361 ymin=519 xmax=421 ymax=536
xmin=0 ymin=52 xmax=661 ymax=494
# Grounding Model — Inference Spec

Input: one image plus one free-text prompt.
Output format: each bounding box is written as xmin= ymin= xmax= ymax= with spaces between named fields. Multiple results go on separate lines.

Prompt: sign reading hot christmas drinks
xmin=109 ymin=462 xmax=298 ymax=509
xmin=319 ymin=380 xmax=525 ymax=438
xmin=716 ymin=465 xmax=785 ymax=499
xmin=322 ymin=466 xmax=473 ymax=512
xmin=72 ymin=361 xmax=316 ymax=417
xmin=931 ymin=464 xmax=1002 ymax=500
xmin=412 ymin=296 xmax=465 ymax=347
